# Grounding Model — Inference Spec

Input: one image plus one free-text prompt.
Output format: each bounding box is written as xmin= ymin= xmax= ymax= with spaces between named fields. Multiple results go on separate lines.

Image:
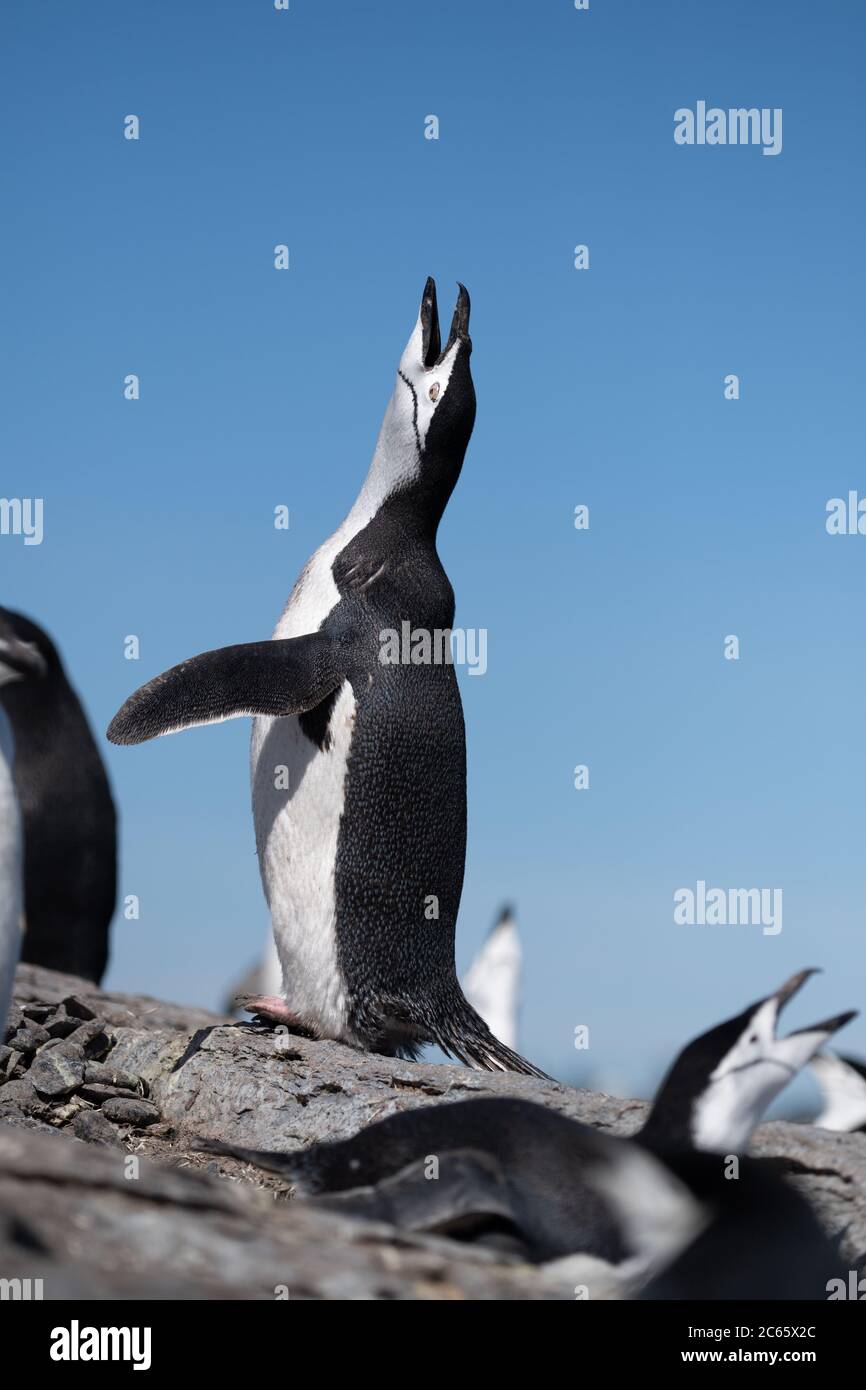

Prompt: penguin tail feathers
xmin=433 ymin=995 xmax=551 ymax=1080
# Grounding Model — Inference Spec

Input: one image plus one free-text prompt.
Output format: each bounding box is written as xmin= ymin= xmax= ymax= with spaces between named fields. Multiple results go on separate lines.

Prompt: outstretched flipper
xmin=107 ymin=633 xmax=346 ymax=745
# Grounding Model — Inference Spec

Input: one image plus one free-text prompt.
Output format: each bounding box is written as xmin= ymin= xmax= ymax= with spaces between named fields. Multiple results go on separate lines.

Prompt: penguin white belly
xmin=250 ymin=531 xmax=362 ymax=1040
xmin=0 ymin=709 xmax=23 ymax=1033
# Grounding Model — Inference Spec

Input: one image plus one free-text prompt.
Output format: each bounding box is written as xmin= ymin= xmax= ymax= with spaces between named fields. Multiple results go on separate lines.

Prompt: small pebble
xmin=71 ymin=1109 xmax=123 ymax=1147
xmin=101 ymin=1096 xmax=160 ymax=1127
xmin=6 ymin=1024 xmax=50 ymax=1056
xmin=21 ymin=1004 xmax=53 ymax=1024
xmin=83 ymin=1060 xmax=141 ymax=1091
xmin=3 ymin=1006 xmax=23 ymax=1041
xmin=30 ymin=1050 xmax=86 ymax=1099
xmin=62 ymin=995 xmax=97 ymax=1021
xmin=79 ymin=1083 xmax=133 ymax=1103
xmin=45 ymin=1014 xmax=81 ymax=1040
xmin=66 ymin=1020 xmax=113 ymax=1060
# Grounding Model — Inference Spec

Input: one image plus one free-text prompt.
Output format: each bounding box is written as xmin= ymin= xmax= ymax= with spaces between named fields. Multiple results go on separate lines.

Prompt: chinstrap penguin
xmin=810 ymin=1051 xmax=866 ymax=1133
xmin=463 ymin=903 xmax=521 ymax=1051
xmin=0 ymin=622 xmax=48 ymax=1029
xmin=108 ymin=280 xmax=545 ymax=1075
xmin=0 ymin=609 xmax=116 ymax=985
xmin=200 ymin=969 xmax=854 ymax=1294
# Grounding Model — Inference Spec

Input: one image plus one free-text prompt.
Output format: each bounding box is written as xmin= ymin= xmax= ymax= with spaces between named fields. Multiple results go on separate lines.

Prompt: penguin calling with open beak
xmin=108 ymin=281 xmax=545 ymax=1075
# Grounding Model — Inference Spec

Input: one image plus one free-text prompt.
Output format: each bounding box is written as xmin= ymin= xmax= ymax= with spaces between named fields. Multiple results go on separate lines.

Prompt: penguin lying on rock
xmin=0 ymin=608 xmax=117 ymax=984
xmin=109 ymin=280 xmax=544 ymax=1075
xmin=199 ymin=970 xmax=854 ymax=1297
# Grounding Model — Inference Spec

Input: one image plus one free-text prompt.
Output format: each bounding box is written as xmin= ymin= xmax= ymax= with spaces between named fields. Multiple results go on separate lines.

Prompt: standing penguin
xmin=0 ymin=619 xmax=48 ymax=1026
xmin=0 ymin=608 xmax=117 ymax=984
xmin=108 ymin=280 xmax=544 ymax=1074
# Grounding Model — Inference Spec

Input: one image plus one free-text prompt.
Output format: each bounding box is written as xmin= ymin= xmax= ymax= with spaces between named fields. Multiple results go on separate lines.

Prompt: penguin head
xmin=0 ymin=607 xmax=50 ymax=690
xmin=367 ymin=278 xmax=476 ymax=521
xmin=642 ymin=970 xmax=857 ymax=1154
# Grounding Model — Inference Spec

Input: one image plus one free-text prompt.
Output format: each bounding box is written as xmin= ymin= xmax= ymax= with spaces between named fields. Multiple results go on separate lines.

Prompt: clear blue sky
xmin=4 ymin=1 xmax=865 ymax=1099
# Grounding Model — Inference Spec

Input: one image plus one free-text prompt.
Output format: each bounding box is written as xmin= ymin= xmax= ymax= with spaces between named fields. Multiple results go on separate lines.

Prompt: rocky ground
xmin=1 ymin=963 xmax=864 ymax=1300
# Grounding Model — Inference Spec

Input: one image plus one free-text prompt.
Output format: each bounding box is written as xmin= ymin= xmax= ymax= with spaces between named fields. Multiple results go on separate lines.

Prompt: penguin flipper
xmin=311 ymin=1149 xmax=529 ymax=1254
xmin=107 ymin=634 xmax=346 ymax=745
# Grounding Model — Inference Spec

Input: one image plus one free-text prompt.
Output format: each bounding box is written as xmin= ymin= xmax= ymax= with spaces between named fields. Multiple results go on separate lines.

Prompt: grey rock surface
xmin=1 ymin=963 xmax=864 ymax=1299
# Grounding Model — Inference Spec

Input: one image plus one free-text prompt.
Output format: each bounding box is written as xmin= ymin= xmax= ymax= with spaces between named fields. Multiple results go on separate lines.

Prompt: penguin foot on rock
xmin=235 ymin=994 xmax=314 ymax=1035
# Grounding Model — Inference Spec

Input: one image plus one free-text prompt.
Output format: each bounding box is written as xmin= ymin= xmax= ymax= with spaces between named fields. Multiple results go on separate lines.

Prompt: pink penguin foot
xmin=235 ymin=994 xmax=311 ymax=1034
xmin=235 ymin=993 xmax=299 ymax=1024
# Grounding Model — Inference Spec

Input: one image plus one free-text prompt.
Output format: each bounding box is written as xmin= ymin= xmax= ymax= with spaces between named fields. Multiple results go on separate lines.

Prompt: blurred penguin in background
xmin=0 ymin=608 xmax=116 ymax=985
xmin=0 ymin=709 xmax=23 ymax=1032
xmin=811 ymin=1051 xmax=866 ymax=1133
xmin=0 ymin=621 xmax=48 ymax=1026
xmin=463 ymin=904 xmax=522 ymax=1051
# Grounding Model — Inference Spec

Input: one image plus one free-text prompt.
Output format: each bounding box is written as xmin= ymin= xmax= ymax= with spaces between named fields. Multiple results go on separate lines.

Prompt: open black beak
xmin=420 ymin=277 xmax=441 ymax=368
xmin=768 ymin=969 xmax=857 ymax=1042
xmin=773 ymin=968 xmax=820 ymax=1013
xmin=788 ymin=1010 xmax=858 ymax=1038
xmin=420 ymin=278 xmax=471 ymax=369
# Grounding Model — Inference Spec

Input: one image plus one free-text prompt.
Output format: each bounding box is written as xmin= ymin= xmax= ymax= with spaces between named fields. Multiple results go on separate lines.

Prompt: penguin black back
xmin=0 ymin=608 xmax=116 ymax=983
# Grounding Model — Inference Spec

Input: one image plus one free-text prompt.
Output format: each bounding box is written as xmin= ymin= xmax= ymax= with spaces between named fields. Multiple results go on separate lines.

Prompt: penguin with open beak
xmin=107 ymin=280 xmax=545 ymax=1075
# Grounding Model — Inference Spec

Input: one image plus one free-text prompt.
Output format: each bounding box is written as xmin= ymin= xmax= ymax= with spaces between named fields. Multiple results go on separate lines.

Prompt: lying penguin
xmin=0 ymin=619 xmax=48 ymax=1029
xmin=810 ymin=1051 xmax=866 ymax=1133
xmin=109 ymin=280 xmax=544 ymax=1075
xmin=0 ymin=608 xmax=117 ymax=984
xmin=200 ymin=969 xmax=854 ymax=1296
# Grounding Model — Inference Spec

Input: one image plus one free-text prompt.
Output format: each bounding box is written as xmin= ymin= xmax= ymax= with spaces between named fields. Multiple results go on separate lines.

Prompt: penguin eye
xmin=749 ymin=1034 xmax=758 ymax=1044
xmin=428 ymin=382 xmax=440 ymax=402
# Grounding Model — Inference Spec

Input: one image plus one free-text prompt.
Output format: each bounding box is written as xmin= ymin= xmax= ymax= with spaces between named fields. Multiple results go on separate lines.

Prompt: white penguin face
xmin=690 ymin=972 xmax=856 ymax=1152
xmin=394 ymin=285 xmax=466 ymax=450
xmin=364 ymin=278 xmax=475 ymax=506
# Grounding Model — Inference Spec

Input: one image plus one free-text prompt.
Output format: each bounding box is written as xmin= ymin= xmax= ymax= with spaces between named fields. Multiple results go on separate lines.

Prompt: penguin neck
xmin=346 ymin=454 xmax=460 ymax=543
xmin=638 ymin=1086 xmax=698 ymax=1156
